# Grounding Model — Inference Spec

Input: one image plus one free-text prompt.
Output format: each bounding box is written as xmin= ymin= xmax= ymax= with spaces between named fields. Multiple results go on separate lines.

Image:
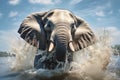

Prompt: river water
xmin=0 ymin=55 xmax=120 ymax=80
xmin=0 ymin=31 xmax=120 ymax=80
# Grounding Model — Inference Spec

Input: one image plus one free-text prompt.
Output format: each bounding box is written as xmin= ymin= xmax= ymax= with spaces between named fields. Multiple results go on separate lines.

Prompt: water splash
xmin=9 ymin=30 xmax=120 ymax=80
xmin=9 ymin=37 xmax=37 ymax=71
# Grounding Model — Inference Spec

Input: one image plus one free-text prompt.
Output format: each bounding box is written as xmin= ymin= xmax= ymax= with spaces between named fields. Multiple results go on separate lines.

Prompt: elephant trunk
xmin=54 ymin=32 xmax=69 ymax=61
xmin=53 ymin=24 xmax=72 ymax=61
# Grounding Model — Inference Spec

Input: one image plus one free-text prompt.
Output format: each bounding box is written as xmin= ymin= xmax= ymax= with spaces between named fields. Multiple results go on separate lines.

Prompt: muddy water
xmin=0 ymin=30 xmax=120 ymax=80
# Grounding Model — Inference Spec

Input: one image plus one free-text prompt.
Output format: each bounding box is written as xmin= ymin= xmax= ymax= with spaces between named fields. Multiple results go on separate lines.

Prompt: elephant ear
xmin=18 ymin=12 xmax=47 ymax=50
xmin=72 ymin=16 xmax=96 ymax=51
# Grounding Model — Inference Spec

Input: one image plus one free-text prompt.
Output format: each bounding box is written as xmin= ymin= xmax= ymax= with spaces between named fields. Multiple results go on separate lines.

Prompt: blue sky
xmin=0 ymin=0 xmax=120 ymax=51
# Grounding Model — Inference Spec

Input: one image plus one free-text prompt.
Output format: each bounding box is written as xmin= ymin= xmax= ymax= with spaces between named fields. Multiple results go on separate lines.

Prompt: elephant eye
xmin=44 ymin=21 xmax=54 ymax=33
xmin=71 ymin=23 xmax=75 ymax=29
xmin=69 ymin=13 xmax=74 ymax=19
xmin=71 ymin=23 xmax=76 ymax=33
xmin=45 ymin=24 xmax=51 ymax=32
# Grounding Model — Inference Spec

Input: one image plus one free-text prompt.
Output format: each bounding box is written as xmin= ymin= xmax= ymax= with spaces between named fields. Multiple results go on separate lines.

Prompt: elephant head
xmin=18 ymin=9 xmax=96 ymax=62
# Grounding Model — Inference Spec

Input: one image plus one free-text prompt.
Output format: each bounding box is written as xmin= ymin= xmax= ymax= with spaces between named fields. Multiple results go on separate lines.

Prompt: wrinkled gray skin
xmin=18 ymin=9 xmax=96 ymax=69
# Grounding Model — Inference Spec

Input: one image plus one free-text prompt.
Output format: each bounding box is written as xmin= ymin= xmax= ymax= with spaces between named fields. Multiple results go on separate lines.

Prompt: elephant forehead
xmin=49 ymin=9 xmax=74 ymax=23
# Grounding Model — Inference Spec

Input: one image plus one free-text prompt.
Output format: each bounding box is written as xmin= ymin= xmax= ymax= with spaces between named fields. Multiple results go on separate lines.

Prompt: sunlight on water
xmin=8 ymin=30 xmax=120 ymax=80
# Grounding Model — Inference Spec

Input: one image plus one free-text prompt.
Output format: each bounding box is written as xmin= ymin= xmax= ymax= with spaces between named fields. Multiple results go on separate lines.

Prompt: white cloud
xmin=9 ymin=0 xmax=20 ymax=5
xmin=95 ymin=10 xmax=105 ymax=17
xmin=118 ymin=9 xmax=120 ymax=13
xmin=0 ymin=13 xmax=2 ymax=18
xmin=9 ymin=11 xmax=18 ymax=17
xmin=70 ymin=0 xmax=82 ymax=5
xmin=54 ymin=0 xmax=61 ymax=4
xmin=96 ymin=18 xmax=102 ymax=21
xmin=94 ymin=2 xmax=111 ymax=17
xmin=0 ymin=29 xmax=18 ymax=51
xmin=106 ymin=1 xmax=111 ymax=8
xmin=28 ymin=0 xmax=61 ymax=5
xmin=108 ymin=10 xmax=113 ymax=15
xmin=74 ymin=1 xmax=112 ymax=18
xmin=105 ymin=26 xmax=120 ymax=45
xmin=92 ymin=26 xmax=120 ymax=45
xmin=74 ymin=6 xmax=106 ymax=18
xmin=75 ymin=8 xmax=103 ymax=18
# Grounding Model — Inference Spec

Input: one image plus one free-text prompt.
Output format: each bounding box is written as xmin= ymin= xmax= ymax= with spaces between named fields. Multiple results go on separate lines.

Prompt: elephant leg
xmin=34 ymin=51 xmax=48 ymax=69
xmin=34 ymin=52 xmax=73 ymax=70
xmin=67 ymin=52 xmax=73 ymax=63
xmin=34 ymin=51 xmax=57 ymax=69
xmin=34 ymin=54 xmax=43 ymax=69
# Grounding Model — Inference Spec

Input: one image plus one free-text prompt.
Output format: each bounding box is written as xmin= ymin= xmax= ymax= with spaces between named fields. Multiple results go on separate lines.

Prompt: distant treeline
xmin=0 ymin=51 xmax=10 ymax=57
xmin=0 ymin=51 xmax=15 ymax=57
xmin=112 ymin=44 xmax=120 ymax=55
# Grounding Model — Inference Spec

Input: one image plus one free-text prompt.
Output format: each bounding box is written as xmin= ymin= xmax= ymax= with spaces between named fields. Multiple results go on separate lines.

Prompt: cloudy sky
xmin=0 ymin=0 xmax=120 ymax=51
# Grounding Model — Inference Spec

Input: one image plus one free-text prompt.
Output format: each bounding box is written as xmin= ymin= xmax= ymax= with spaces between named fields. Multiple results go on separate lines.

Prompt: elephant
xmin=18 ymin=9 xmax=96 ymax=70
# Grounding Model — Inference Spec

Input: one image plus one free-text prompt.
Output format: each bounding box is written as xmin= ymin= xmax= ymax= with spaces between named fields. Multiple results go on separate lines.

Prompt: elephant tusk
xmin=48 ymin=42 xmax=54 ymax=52
xmin=69 ymin=42 xmax=75 ymax=52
